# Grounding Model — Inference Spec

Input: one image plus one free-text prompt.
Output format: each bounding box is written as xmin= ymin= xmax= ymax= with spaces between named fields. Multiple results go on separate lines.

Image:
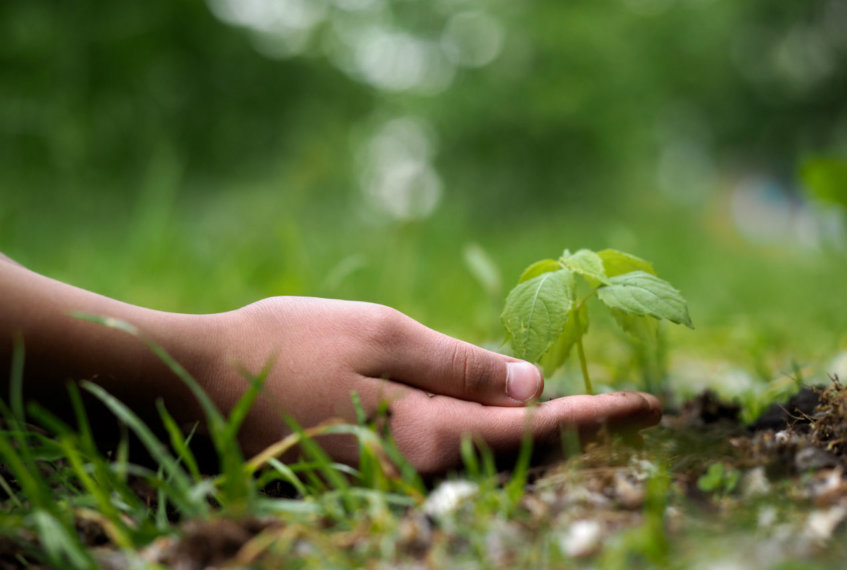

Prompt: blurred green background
xmin=2 ymin=0 xmax=846 ymax=397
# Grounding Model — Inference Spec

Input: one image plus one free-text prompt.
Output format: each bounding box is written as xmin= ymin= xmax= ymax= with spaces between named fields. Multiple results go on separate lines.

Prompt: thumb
xmin=362 ymin=311 xmax=544 ymax=406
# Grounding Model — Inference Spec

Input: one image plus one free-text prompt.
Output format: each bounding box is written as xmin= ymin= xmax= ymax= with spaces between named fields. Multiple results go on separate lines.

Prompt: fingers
xmin=390 ymin=391 xmax=662 ymax=476
xmin=360 ymin=308 xmax=543 ymax=407
xmin=538 ymin=391 xmax=663 ymax=433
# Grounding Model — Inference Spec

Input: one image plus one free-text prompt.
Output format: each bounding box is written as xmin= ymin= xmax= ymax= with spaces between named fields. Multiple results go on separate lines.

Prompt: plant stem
xmin=573 ymin=310 xmax=593 ymax=395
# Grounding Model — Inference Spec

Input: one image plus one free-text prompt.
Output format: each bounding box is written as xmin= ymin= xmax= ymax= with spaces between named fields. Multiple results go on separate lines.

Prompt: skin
xmin=0 ymin=253 xmax=662 ymax=476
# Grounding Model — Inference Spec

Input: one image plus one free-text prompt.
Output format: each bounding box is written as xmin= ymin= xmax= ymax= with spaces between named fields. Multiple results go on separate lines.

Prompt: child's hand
xmin=0 ymin=258 xmax=661 ymax=476
xmin=191 ymin=297 xmax=662 ymax=475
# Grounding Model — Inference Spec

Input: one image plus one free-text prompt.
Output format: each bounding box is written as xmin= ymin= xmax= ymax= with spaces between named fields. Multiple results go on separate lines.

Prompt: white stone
xmin=559 ymin=519 xmax=603 ymax=559
xmin=422 ymin=480 xmax=478 ymax=518
xmin=804 ymin=505 xmax=847 ymax=542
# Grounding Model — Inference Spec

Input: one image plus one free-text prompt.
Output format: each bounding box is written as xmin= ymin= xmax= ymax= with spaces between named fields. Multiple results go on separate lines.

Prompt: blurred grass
xmin=1 ymin=0 xmax=845 ymax=401
xmin=2 ymin=1 xmax=847 ymax=567
xmin=3 ymin=164 xmax=845 ymax=400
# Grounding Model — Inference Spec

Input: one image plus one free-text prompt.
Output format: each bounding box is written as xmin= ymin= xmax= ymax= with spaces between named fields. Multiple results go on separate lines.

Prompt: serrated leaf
xmin=518 ymin=259 xmax=562 ymax=283
xmin=597 ymin=249 xmax=656 ymax=277
xmin=610 ymin=309 xmax=659 ymax=347
xmin=597 ymin=271 xmax=693 ymax=328
xmin=539 ymin=304 xmax=588 ymax=377
xmin=560 ymin=249 xmax=608 ymax=285
xmin=501 ymin=269 xmax=576 ymax=362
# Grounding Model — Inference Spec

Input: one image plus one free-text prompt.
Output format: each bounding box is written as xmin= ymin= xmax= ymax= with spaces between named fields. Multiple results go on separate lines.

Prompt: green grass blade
xmin=222 ymin=365 xmax=268 ymax=443
xmin=243 ymin=418 xmax=344 ymax=477
xmin=71 ymin=313 xmax=227 ymax=434
xmin=66 ymin=383 xmax=94 ymax=451
xmin=284 ymin=416 xmax=350 ymax=494
xmin=26 ymin=401 xmax=149 ymax=518
xmin=30 ymin=509 xmax=95 ymax=570
xmin=9 ymin=406 xmax=67 ymax=462
xmin=81 ymin=381 xmax=206 ymax=518
xmin=504 ymin=415 xmax=534 ymax=505
xmin=265 ymin=458 xmax=308 ymax=497
xmin=0 ymin=470 xmax=23 ymax=509
xmin=57 ymin=436 xmax=134 ymax=549
xmin=350 ymin=391 xmax=368 ymax=426
xmin=156 ymin=400 xmax=202 ymax=483
xmin=215 ymin=367 xmax=269 ymax=511
xmin=115 ymin=422 xmax=130 ymax=484
xmin=461 ymin=436 xmax=480 ymax=480
xmin=254 ymin=497 xmax=323 ymax=516
xmin=73 ymin=313 xmax=260 ymax=511
xmin=0 ymin=419 xmax=50 ymax=509
xmin=25 ymin=400 xmax=73 ymax=436
xmin=155 ymin=464 xmax=169 ymax=531
xmin=477 ymin=438 xmax=497 ymax=479
xmin=0 ymin=340 xmax=56 ymax=508
xmin=323 ymin=423 xmax=425 ymax=500
xmin=9 ymin=335 xmax=25 ymax=424
xmin=351 ymin=425 xmax=425 ymax=498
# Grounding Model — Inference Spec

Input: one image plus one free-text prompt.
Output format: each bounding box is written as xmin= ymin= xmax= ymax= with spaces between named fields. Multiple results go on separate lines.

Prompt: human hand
xmin=0 ymin=256 xmax=660 ymax=476
xmin=187 ymin=297 xmax=662 ymax=475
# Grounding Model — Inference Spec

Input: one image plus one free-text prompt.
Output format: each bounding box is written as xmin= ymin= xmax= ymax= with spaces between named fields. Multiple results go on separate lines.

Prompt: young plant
xmin=501 ymin=248 xmax=693 ymax=394
xmin=696 ymin=461 xmax=740 ymax=498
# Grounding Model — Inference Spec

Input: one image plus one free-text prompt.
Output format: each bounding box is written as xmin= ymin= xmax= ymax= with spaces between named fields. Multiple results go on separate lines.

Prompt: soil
xmin=5 ymin=380 xmax=847 ymax=568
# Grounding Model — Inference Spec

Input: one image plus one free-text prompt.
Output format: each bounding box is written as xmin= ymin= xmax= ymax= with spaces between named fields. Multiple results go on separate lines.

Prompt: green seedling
xmin=501 ymin=248 xmax=693 ymax=394
xmin=697 ymin=462 xmax=740 ymax=498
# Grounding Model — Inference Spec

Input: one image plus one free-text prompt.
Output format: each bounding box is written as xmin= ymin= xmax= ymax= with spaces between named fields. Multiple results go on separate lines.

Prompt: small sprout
xmin=501 ymin=248 xmax=693 ymax=394
xmin=697 ymin=462 xmax=740 ymax=497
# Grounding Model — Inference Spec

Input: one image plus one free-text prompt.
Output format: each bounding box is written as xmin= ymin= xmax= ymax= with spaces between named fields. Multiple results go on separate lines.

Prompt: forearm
xmin=0 ymin=252 xmax=21 ymax=266
xmin=0 ymin=257 xmax=212 ymax=427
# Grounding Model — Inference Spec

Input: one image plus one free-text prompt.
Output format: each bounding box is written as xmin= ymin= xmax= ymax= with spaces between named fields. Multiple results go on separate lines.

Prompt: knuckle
xmin=447 ymin=342 xmax=493 ymax=397
xmin=359 ymin=303 xmax=405 ymax=345
xmin=392 ymin=409 xmax=453 ymax=476
xmin=409 ymin=429 xmax=453 ymax=476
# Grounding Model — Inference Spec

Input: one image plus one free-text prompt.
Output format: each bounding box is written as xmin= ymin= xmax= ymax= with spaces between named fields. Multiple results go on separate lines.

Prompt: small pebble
xmin=423 ymin=480 xmax=478 ymax=518
xmin=559 ymin=520 xmax=603 ymax=559
xmin=804 ymin=505 xmax=847 ymax=542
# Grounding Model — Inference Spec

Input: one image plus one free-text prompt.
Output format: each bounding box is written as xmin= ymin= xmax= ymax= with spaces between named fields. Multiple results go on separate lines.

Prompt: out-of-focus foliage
xmin=802 ymin=158 xmax=847 ymax=210
xmin=1 ymin=0 xmax=845 ymax=356
xmin=2 ymin=0 xmax=844 ymax=215
xmin=0 ymin=1 xmax=370 ymax=191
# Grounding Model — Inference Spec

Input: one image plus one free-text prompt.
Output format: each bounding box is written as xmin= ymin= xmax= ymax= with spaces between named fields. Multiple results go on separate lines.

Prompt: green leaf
xmin=610 ymin=309 xmax=659 ymax=347
xmin=597 ymin=271 xmax=693 ymax=328
xmin=518 ymin=259 xmax=562 ymax=283
xmin=539 ymin=303 xmax=588 ymax=377
xmin=560 ymin=249 xmax=608 ymax=285
xmin=697 ymin=462 xmax=739 ymax=495
xmin=597 ymin=249 xmax=656 ymax=277
xmin=801 ymin=157 xmax=847 ymax=210
xmin=501 ymin=269 xmax=576 ymax=362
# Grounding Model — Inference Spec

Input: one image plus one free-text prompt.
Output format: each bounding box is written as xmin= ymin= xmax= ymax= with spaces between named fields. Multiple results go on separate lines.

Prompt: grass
xmin=7 ymin=366 xmax=847 ymax=568
xmin=2 ymin=174 xmax=847 ymax=567
xmin=0 ymin=329 xmax=430 ymax=568
xmin=0 ymin=324 xmax=578 ymax=568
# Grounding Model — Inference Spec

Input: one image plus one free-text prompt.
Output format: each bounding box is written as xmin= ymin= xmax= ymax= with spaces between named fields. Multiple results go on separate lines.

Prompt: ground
xmin=4 ymin=380 xmax=844 ymax=569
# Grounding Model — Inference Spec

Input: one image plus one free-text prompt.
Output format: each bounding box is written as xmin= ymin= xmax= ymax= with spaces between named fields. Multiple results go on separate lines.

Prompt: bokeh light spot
xmin=441 ymin=11 xmax=504 ymax=68
xmin=360 ymin=117 xmax=443 ymax=221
